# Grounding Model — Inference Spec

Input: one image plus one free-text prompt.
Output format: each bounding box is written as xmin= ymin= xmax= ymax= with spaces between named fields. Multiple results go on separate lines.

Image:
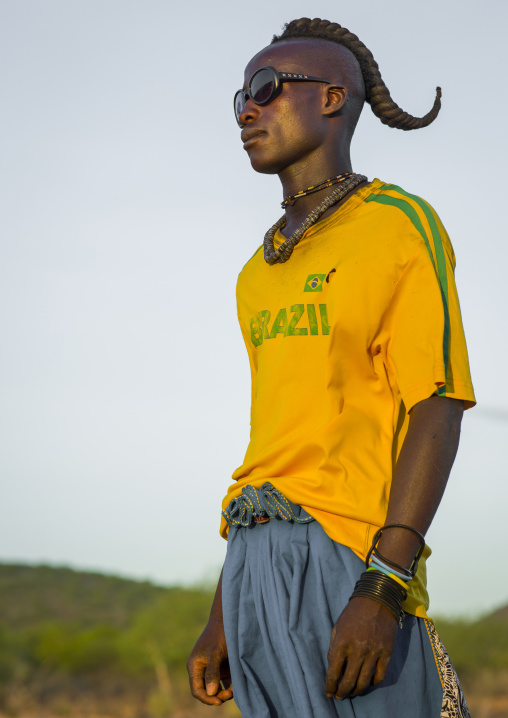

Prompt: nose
xmin=238 ymin=95 xmax=261 ymax=126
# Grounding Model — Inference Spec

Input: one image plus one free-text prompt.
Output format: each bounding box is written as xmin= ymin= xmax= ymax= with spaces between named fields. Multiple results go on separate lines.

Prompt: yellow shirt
xmin=220 ymin=179 xmax=476 ymax=616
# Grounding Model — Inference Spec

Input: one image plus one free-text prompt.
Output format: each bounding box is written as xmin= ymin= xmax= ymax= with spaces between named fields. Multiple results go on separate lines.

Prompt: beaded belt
xmin=222 ymin=482 xmax=315 ymax=528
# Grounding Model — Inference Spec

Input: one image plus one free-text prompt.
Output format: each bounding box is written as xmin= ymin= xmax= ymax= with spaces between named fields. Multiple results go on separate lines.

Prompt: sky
xmin=1 ymin=0 xmax=507 ymax=617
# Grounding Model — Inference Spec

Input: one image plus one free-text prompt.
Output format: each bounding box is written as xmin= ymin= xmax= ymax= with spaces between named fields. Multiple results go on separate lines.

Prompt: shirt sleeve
xmin=381 ymin=230 xmax=476 ymax=413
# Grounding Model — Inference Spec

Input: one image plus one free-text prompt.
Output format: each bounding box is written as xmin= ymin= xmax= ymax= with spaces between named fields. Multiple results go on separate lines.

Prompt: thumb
xmin=205 ymin=659 xmax=220 ymax=696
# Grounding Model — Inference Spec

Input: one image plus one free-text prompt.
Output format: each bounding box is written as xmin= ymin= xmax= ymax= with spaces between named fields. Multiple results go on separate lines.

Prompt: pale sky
xmin=1 ymin=0 xmax=507 ymax=617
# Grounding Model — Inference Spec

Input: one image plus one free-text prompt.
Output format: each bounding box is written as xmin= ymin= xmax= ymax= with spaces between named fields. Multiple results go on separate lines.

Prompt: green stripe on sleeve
xmin=365 ymin=190 xmax=450 ymax=394
xmin=383 ymin=186 xmax=449 ymax=307
xmin=383 ymin=186 xmax=450 ymax=395
xmin=365 ymin=193 xmax=436 ymax=271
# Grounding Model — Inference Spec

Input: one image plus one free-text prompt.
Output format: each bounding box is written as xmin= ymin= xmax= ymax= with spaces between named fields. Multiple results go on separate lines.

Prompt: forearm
xmin=209 ymin=568 xmax=224 ymax=624
xmin=187 ymin=567 xmax=232 ymax=705
xmin=377 ymin=395 xmax=464 ymax=568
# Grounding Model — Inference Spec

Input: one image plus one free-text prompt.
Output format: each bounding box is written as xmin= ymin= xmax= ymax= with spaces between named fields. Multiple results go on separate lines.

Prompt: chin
xmin=246 ymin=148 xmax=289 ymax=175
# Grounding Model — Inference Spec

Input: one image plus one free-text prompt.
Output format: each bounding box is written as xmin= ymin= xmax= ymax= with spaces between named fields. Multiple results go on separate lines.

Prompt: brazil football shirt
xmin=221 ymin=179 xmax=476 ymax=616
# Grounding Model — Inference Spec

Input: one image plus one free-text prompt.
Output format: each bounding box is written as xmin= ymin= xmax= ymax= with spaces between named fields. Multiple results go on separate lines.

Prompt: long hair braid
xmin=271 ymin=18 xmax=441 ymax=131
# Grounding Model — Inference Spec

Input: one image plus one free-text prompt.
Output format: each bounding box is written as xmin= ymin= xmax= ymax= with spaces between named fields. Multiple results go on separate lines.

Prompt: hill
xmin=0 ymin=562 xmax=217 ymax=675
xmin=0 ymin=562 xmax=237 ymax=717
xmin=0 ymin=562 xmax=169 ymax=630
xmin=0 ymin=562 xmax=507 ymax=718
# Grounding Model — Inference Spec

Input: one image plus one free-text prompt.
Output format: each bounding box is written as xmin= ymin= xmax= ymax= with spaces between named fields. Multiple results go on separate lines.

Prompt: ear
xmin=323 ymin=85 xmax=348 ymax=116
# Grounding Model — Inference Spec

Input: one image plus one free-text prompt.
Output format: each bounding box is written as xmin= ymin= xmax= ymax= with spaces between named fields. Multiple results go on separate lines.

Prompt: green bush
xmin=22 ymin=622 xmax=121 ymax=674
xmin=118 ymin=587 xmax=214 ymax=676
xmin=434 ymin=616 xmax=508 ymax=675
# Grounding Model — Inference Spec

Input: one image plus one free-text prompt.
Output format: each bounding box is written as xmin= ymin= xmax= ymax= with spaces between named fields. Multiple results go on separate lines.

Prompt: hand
xmin=187 ymin=618 xmax=233 ymax=706
xmin=325 ymin=597 xmax=399 ymax=700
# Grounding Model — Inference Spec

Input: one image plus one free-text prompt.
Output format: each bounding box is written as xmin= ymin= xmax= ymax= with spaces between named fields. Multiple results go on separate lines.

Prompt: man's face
xmin=238 ymin=41 xmax=333 ymax=175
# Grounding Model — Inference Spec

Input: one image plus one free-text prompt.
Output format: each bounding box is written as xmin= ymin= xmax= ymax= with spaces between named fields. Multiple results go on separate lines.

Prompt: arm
xmin=187 ymin=569 xmax=234 ymax=705
xmin=325 ymin=394 xmax=464 ymax=700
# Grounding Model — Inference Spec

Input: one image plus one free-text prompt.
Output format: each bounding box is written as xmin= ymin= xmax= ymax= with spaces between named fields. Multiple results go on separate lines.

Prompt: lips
xmin=241 ymin=129 xmax=266 ymax=148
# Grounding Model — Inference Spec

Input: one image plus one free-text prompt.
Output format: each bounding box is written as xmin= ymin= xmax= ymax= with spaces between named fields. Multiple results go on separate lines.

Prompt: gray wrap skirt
xmin=222 ymin=487 xmax=470 ymax=718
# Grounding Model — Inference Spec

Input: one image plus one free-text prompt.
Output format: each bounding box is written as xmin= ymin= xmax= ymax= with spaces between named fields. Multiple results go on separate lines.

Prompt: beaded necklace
xmin=264 ymin=173 xmax=368 ymax=265
xmin=281 ymin=171 xmax=353 ymax=208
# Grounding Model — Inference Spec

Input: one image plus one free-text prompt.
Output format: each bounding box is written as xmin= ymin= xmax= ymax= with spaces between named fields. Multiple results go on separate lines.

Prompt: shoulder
xmin=236 ymin=244 xmax=264 ymax=301
xmin=239 ymin=244 xmax=263 ymax=275
xmin=364 ymin=179 xmax=456 ymax=269
xmin=365 ymin=179 xmax=443 ymax=230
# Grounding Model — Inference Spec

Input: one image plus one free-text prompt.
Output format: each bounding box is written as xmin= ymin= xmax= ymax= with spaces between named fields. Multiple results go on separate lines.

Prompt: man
xmin=187 ymin=17 xmax=475 ymax=718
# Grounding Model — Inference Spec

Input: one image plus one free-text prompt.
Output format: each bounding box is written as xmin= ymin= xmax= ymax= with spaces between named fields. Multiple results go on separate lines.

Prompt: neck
xmin=278 ymin=149 xmax=354 ymax=237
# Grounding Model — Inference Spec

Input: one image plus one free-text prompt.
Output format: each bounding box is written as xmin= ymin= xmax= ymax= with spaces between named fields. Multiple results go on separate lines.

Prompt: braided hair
xmin=271 ymin=18 xmax=441 ymax=131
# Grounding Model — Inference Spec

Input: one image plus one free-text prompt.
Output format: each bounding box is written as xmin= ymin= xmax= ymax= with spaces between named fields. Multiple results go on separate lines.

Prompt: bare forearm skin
xmin=187 ymin=569 xmax=233 ymax=705
xmin=325 ymin=394 xmax=465 ymax=699
xmin=209 ymin=569 xmax=224 ymax=624
xmin=377 ymin=394 xmax=464 ymax=569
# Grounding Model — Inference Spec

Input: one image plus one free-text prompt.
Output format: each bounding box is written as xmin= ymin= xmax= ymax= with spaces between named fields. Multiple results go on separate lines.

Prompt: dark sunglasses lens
xmin=250 ymin=69 xmax=275 ymax=104
xmin=234 ymin=91 xmax=244 ymax=121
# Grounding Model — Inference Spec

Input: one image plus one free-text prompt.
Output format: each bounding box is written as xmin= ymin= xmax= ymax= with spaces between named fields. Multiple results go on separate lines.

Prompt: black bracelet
xmin=366 ymin=524 xmax=426 ymax=579
xmin=350 ymin=570 xmax=407 ymax=628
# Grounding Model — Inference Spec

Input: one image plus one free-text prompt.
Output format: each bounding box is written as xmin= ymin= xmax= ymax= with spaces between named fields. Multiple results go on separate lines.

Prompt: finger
xmin=372 ymin=654 xmax=391 ymax=686
xmin=220 ymin=675 xmax=233 ymax=691
xmin=325 ymin=647 xmax=347 ymax=697
xmin=351 ymin=655 xmax=378 ymax=696
xmin=190 ymin=686 xmax=223 ymax=705
xmin=187 ymin=656 xmax=206 ymax=697
xmin=188 ymin=660 xmax=223 ymax=706
xmin=217 ymin=688 xmax=234 ymax=702
xmin=217 ymin=677 xmax=233 ymax=701
xmin=335 ymin=656 xmax=364 ymax=700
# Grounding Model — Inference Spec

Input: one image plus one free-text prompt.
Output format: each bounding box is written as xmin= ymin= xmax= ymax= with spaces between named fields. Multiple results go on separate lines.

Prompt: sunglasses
xmin=234 ymin=65 xmax=331 ymax=126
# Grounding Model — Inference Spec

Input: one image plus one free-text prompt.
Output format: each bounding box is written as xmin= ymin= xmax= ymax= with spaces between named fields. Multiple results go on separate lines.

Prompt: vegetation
xmin=0 ymin=564 xmax=212 ymax=680
xmin=0 ymin=562 xmax=506 ymax=717
xmin=434 ymin=611 xmax=508 ymax=676
xmin=0 ymin=563 xmax=240 ymax=717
